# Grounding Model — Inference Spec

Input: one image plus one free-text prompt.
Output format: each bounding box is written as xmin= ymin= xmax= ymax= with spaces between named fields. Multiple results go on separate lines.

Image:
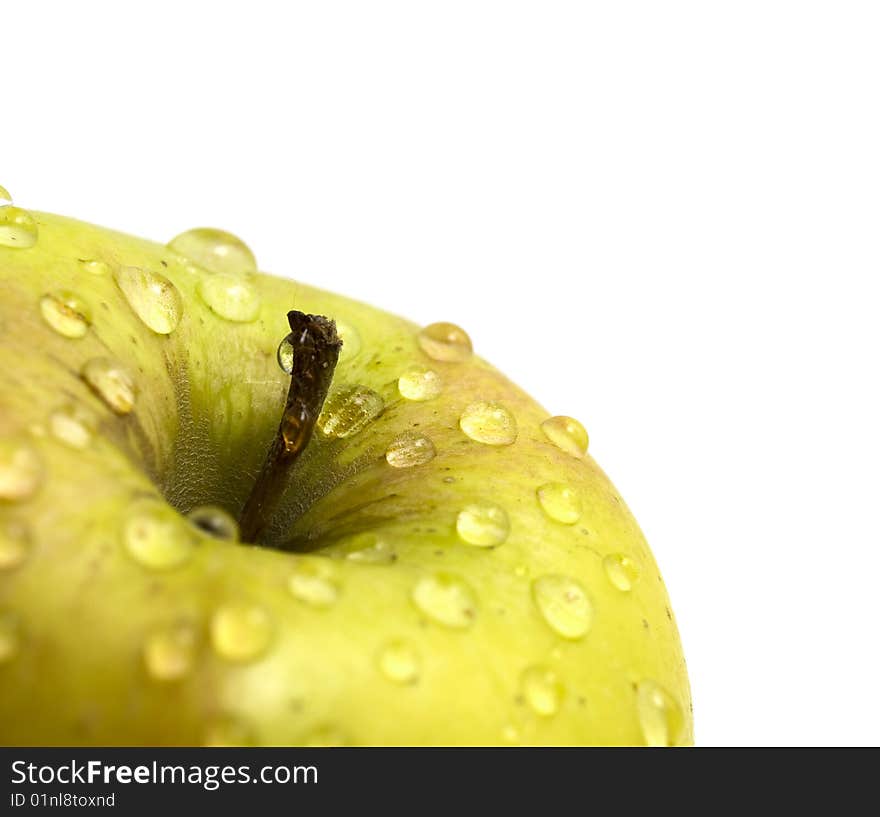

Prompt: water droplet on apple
xmin=412 ymin=573 xmax=477 ymax=629
xmin=385 ymin=432 xmax=436 ymax=468
xmin=0 ymin=439 xmax=43 ymax=501
xmin=637 ymin=680 xmax=685 ymax=747
xmin=48 ymin=403 xmax=97 ymax=449
xmin=455 ymin=503 xmax=509 ymax=547
xmin=210 ymin=603 xmax=273 ymax=663
xmin=276 ymin=335 xmax=295 ymax=374
xmin=378 ymin=639 xmax=421 ymax=684
xmin=603 ymin=553 xmax=641 ymax=592
xmin=0 ymin=611 xmax=21 ymax=664
xmin=143 ymin=623 xmax=197 ymax=681
xmin=397 ymin=366 xmax=442 ymax=401
xmin=459 ymin=401 xmax=517 ymax=446
xmin=536 ymin=482 xmax=582 ymax=524
xmin=0 ymin=184 xmax=11 ymax=203
xmin=167 ymin=227 xmax=257 ymax=276
xmin=0 ymin=520 xmax=30 ymax=571
xmin=78 ymin=258 xmax=111 ymax=276
xmin=520 ymin=665 xmax=565 ymax=716
xmin=123 ymin=503 xmax=195 ymax=570
xmin=340 ymin=533 xmax=396 ymax=564
xmin=115 ymin=266 xmax=183 ymax=335
xmin=203 ymin=716 xmax=255 ymax=747
xmin=531 ymin=574 xmax=593 ymax=640
xmin=501 ymin=724 xmax=520 ymax=744
xmin=336 ymin=321 xmax=361 ymax=359
xmin=0 ymin=205 xmax=38 ymax=248
xmin=196 ymin=275 xmax=261 ymax=323
xmin=418 ymin=322 xmax=473 ymax=362
xmin=288 ymin=559 xmax=340 ymax=608
xmin=317 ymin=385 xmax=384 ymax=439
xmin=81 ymin=358 xmax=136 ymax=415
xmin=187 ymin=505 xmax=239 ymax=542
xmin=39 ymin=290 xmax=92 ymax=339
xmin=541 ymin=415 xmax=589 ymax=456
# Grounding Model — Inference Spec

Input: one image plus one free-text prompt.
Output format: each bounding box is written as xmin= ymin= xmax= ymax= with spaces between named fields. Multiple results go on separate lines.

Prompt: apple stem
xmin=238 ymin=310 xmax=342 ymax=543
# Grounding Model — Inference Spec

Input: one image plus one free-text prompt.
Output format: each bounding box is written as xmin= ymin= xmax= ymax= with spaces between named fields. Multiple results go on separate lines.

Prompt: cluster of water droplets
xmin=258 ymin=311 xmax=676 ymax=738
xmin=0 ymin=206 xmax=685 ymax=742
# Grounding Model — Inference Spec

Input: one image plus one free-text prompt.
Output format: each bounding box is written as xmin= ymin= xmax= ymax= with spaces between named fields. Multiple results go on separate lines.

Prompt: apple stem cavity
xmin=238 ymin=310 xmax=342 ymax=544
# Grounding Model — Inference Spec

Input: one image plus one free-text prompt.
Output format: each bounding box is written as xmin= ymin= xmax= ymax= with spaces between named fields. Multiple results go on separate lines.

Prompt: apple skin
xmin=0 ymin=210 xmax=692 ymax=745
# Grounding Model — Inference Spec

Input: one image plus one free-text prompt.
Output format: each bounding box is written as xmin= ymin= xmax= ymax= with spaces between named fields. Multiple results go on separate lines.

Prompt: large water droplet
xmin=418 ymin=322 xmax=473 ymax=362
xmin=196 ymin=275 xmax=261 ymax=323
xmin=0 ymin=439 xmax=43 ymax=501
xmin=336 ymin=322 xmax=362 ymax=359
xmin=531 ymin=575 xmax=593 ymax=640
xmin=143 ymin=623 xmax=197 ymax=681
xmin=637 ymin=680 xmax=685 ymax=747
xmin=203 ymin=716 xmax=255 ymax=747
xmin=288 ymin=559 xmax=340 ymax=608
xmin=340 ymin=533 xmax=396 ymax=565
xmin=123 ymin=503 xmax=195 ymax=570
xmin=0 ymin=520 xmax=30 ymax=570
xmin=0 ymin=205 xmax=37 ymax=248
xmin=521 ymin=665 xmax=565 ymax=716
xmin=48 ymin=403 xmax=97 ymax=450
xmin=0 ymin=611 xmax=21 ymax=664
xmin=81 ymin=358 xmax=136 ymax=415
xmin=398 ymin=366 xmax=442 ymax=401
xmin=39 ymin=291 xmax=92 ymax=339
xmin=167 ymin=227 xmax=257 ymax=276
xmin=378 ymin=639 xmax=421 ymax=684
xmin=536 ymin=482 xmax=582 ymax=524
xmin=277 ymin=335 xmax=295 ymax=374
xmin=187 ymin=505 xmax=239 ymax=542
xmin=412 ymin=573 xmax=477 ymax=629
xmin=603 ymin=553 xmax=641 ymax=592
xmin=541 ymin=416 xmax=589 ymax=456
xmin=78 ymin=258 xmax=111 ymax=276
xmin=459 ymin=401 xmax=517 ymax=446
xmin=210 ymin=603 xmax=273 ymax=662
xmin=455 ymin=503 xmax=509 ymax=547
xmin=318 ymin=385 xmax=384 ymax=439
xmin=385 ymin=432 xmax=436 ymax=468
xmin=115 ymin=266 xmax=183 ymax=334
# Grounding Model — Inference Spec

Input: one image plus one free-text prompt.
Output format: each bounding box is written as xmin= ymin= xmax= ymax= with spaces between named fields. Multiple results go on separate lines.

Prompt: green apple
xmin=0 ymin=193 xmax=692 ymax=746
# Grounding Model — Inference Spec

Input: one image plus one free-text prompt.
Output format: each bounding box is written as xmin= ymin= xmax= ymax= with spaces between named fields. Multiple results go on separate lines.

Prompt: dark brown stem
xmin=238 ymin=311 xmax=341 ymax=543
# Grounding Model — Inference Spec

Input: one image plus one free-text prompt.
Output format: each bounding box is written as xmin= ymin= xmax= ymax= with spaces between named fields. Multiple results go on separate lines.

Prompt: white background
xmin=4 ymin=2 xmax=878 ymax=746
